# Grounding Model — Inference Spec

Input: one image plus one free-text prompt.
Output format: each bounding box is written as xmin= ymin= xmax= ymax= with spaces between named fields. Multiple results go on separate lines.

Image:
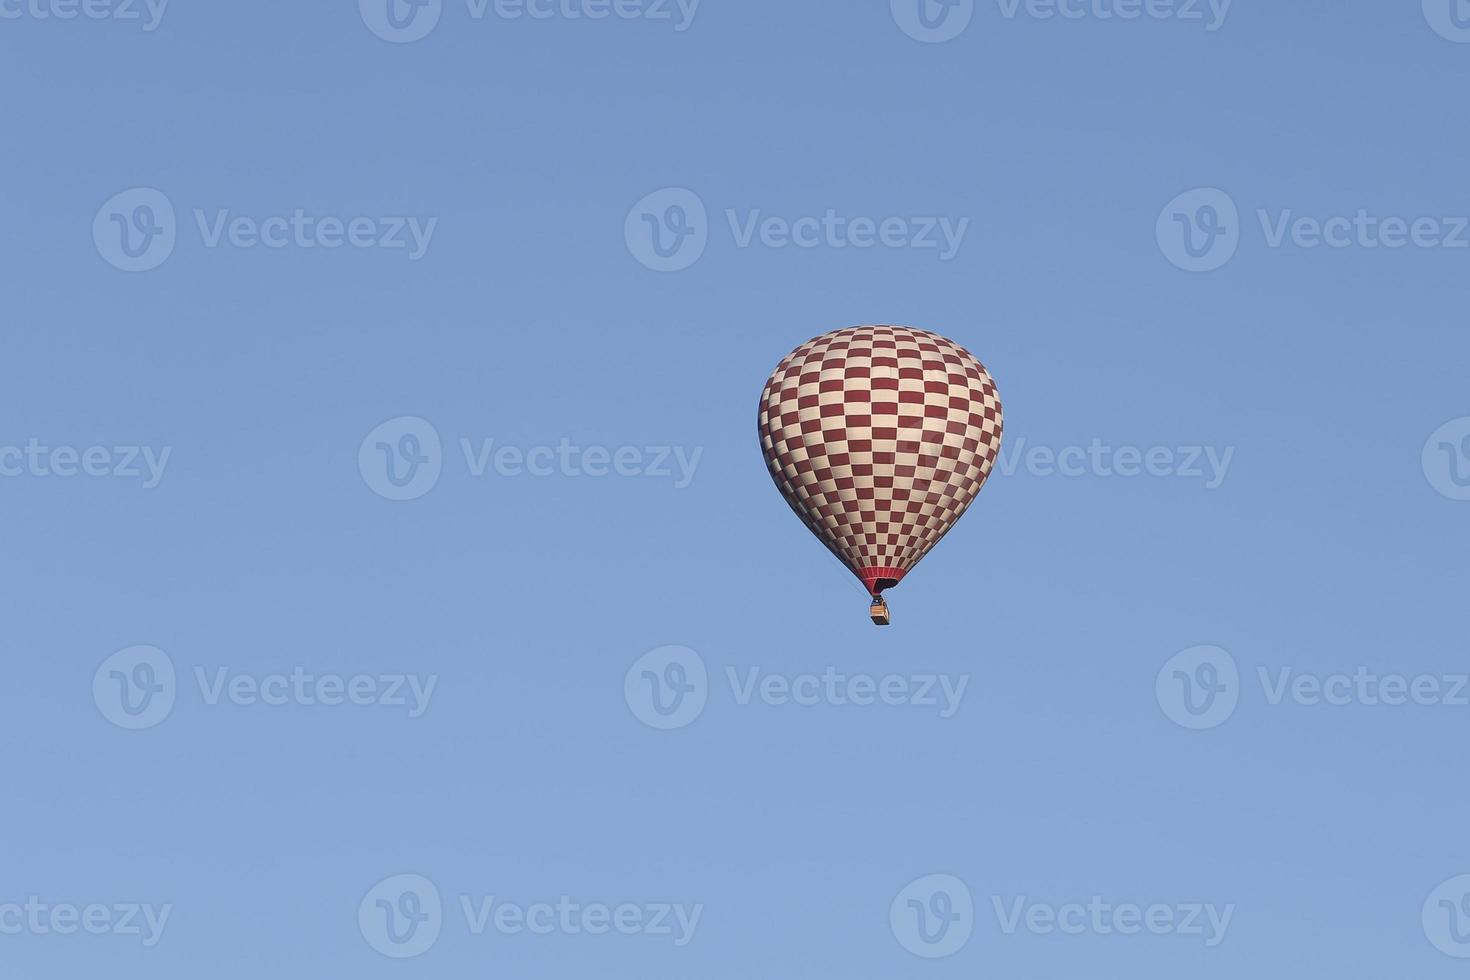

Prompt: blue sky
xmin=3 ymin=0 xmax=1470 ymax=976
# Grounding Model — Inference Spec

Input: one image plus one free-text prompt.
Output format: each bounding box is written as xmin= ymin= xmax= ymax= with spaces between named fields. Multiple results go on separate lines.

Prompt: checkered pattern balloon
xmin=758 ymin=325 xmax=1003 ymax=596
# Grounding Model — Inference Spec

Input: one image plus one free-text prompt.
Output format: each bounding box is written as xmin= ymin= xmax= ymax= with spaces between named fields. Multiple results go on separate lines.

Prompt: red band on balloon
xmin=858 ymin=567 xmax=906 ymax=596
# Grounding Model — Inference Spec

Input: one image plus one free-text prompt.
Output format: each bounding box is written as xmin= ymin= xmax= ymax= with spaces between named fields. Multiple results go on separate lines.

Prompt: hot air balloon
xmin=758 ymin=325 xmax=1003 ymax=625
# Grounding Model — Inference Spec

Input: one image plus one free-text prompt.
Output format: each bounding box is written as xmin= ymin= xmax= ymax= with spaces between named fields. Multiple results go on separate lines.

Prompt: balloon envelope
xmin=758 ymin=325 xmax=1003 ymax=596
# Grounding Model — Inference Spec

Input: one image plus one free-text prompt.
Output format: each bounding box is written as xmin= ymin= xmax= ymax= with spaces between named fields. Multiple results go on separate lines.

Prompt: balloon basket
xmin=869 ymin=597 xmax=891 ymax=626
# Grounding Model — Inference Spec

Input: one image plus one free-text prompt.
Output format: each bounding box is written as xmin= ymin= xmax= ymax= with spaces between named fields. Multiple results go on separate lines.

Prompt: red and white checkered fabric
xmin=758 ymin=325 xmax=1003 ymax=595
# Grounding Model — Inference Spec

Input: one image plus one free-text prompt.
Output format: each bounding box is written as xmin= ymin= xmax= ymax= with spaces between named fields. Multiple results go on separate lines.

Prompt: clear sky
xmin=3 ymin=0 xmax=1470 ymax=976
